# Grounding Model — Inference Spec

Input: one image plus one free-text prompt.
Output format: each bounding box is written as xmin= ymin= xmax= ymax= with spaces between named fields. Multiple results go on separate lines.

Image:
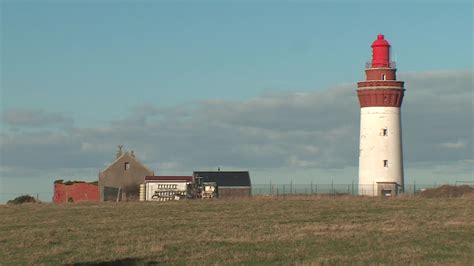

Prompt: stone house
xmin=99 ymin=146 xmax=154 ymax=201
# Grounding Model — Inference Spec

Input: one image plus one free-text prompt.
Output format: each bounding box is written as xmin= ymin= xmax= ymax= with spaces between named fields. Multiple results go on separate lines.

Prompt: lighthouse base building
xmin=357 ymin=34 xmax=405 ymax=196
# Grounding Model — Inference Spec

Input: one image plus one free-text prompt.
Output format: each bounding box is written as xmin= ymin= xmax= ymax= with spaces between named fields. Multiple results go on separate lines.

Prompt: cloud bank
xmin=2 ymin=108 xmax=73 ymax=128
xmin=1 ymin=70 xmax=472 ymax=185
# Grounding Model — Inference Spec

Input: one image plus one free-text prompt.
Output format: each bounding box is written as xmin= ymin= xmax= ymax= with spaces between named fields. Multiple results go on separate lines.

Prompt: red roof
xmin=145 ymin=176 xmax=193 ymax=182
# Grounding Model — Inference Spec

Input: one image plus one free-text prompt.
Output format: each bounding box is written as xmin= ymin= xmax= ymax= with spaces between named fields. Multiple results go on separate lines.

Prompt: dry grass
xmin=0 ymin=196 xmax=473 ymax=265
xmin=420 ymin=185 xmax=474 ymax=198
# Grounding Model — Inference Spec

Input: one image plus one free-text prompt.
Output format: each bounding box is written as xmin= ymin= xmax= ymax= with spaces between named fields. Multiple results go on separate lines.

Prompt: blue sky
xmin=1 ymin=1 xmax=473 ymax=202
xmin=2 ymin=2 xmax=472 ymax=125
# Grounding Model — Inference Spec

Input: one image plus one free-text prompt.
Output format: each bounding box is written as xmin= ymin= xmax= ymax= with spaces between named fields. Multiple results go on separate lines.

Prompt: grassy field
xmin=1 ymin=196 xmax=473 ymax=265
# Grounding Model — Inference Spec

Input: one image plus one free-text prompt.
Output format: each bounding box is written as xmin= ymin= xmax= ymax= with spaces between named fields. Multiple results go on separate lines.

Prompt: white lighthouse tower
xmin=357 ymin=34 xmax=405 ymax=196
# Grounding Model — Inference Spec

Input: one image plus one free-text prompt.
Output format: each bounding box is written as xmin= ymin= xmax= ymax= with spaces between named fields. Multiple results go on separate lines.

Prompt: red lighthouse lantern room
xmin=371 ymin=34 xmax=391 ymax=68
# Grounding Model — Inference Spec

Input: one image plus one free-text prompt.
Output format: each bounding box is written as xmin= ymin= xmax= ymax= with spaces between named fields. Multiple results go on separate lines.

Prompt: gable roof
xmin=99 ymin=152 xmax=154 ymax=174
xmin=193 ymin=171 xmax=251 ymax=187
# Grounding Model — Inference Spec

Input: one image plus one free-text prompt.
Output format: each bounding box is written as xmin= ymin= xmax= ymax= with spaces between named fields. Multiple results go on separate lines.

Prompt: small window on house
xmin=382 ymin=74 xmax=386 ymax=80
xmin=124 ymin=162 xmax=130 ymax=170
xmin=383 ymin=128 xmax=388 ymax=136
xmin=383 ymin=160 xmax=388 ymax=167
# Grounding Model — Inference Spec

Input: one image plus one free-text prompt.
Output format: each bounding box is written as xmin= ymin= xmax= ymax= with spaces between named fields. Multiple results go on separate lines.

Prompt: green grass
xmin=1 ymin=196 xmax=473 ymax=265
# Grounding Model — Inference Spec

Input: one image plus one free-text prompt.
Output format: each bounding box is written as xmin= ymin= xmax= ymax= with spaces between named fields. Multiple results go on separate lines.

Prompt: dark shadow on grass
xmin=72 ymin=257 xmax=159 ymax=266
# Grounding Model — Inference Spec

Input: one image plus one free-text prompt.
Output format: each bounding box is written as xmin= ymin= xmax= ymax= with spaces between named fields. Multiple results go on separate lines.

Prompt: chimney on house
xmin=116 ymin=145 xmax=123 ymax=159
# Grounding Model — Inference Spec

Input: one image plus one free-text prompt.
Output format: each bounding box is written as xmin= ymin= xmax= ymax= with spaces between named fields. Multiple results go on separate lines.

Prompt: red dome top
xmin=371 ymin=34 xmax=391 ymax=68
xmin=371 ymin=34 xmax=390 ymax=47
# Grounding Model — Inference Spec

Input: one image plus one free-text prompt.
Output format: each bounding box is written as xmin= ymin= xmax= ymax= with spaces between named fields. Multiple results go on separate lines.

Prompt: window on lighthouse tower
xmin=382 ymin=74 xmax=386 ymax=80
xmin=383 ymin=160 xmax=389 ymax=167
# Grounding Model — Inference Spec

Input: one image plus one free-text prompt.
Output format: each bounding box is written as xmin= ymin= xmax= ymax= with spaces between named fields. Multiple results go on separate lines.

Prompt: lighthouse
xmin=357 ymin=34 xmax=405 ymax=196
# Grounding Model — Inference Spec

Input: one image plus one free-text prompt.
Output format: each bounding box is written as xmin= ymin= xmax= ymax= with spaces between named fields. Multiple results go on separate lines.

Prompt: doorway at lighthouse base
xmin=358 ymin=182 xmax=402 ymax=197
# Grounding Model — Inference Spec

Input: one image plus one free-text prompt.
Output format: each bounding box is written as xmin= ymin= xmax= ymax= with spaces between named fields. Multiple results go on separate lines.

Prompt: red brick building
xmin=53 ymin=181 xmax=99 ymax=203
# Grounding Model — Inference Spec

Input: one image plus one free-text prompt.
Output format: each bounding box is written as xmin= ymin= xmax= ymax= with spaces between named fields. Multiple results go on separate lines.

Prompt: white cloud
xmin=1 ymin=108 xmax=74 ymax=128
xmin=440 ymin=140 xmax=467 ymax=149
xmin=157 ymin=162 xmax=181 ymax=171
xmin=0 ymin=70 xmax=472 ymax=184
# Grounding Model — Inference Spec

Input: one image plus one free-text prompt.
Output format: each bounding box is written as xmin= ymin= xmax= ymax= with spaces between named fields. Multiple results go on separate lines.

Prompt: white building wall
xmin=359 ymin=106 xmax=404 ymax=196
xmin=145 ymin=182 xmax=188 ymax=201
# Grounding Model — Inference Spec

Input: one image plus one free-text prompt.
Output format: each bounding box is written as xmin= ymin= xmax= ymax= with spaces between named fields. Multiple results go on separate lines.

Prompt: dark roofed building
xmin=193 ymin=171 xmax=251 ymax=198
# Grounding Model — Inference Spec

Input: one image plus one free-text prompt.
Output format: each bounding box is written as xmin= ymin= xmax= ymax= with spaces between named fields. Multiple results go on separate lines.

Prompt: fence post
xmin=270 ymin=180 xmax=272 ymax=195
xmin=311 ymin=181 xmax=313 ymax=194
xmin=276 ymin=188 xmax=279 ymax=197
xmin=290 ymin=180 xmax=293 ymax=195
xmin=413 ymin=180 xmax=416 ymax=195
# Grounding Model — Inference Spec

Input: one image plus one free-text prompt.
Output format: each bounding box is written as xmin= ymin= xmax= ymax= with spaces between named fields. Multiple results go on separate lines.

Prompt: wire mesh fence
xmin=1 ymin=181 xmax=472 ymax=203
xmin=251 ymin=182 xmax=470 ymax=197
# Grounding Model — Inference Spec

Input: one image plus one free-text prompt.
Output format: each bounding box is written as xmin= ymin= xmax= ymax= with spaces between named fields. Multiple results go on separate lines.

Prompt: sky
xmin=1 ymin=1 xmax=473 ymax=202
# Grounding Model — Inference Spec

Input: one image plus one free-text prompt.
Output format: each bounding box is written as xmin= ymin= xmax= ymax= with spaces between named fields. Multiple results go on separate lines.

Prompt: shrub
xmin=62 ymin=180 xmax=87 ymax=185
xmin=420 ymin=185 xmax=474 ymax=198
xmin=7 ymin=195 xmax=36 ymax=204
